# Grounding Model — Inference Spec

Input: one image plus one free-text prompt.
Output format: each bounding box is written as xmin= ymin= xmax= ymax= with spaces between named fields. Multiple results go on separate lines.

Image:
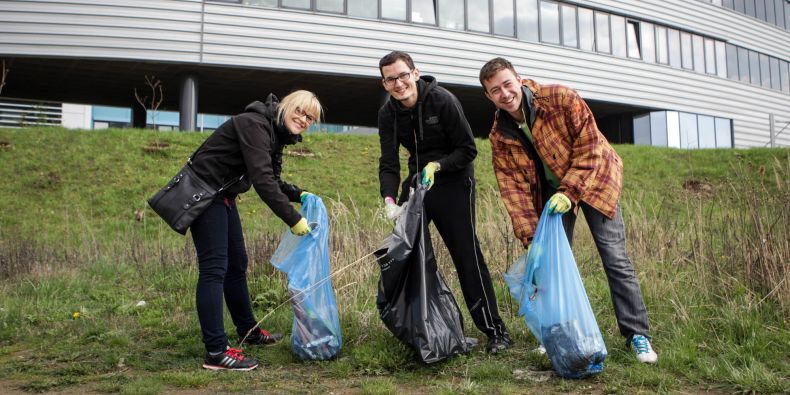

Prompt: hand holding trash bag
xmin=299 ymin=191 xmax=315 ymax=204
xmin=290 ymin=217 xmax=311 ymax=236
xmin=420 ymin=162 xmax=440 ymax=190
xmin=547 ymin=192 xmax=571 ymax=214
xmin=383 ymin=196 xmax=404 ymax=220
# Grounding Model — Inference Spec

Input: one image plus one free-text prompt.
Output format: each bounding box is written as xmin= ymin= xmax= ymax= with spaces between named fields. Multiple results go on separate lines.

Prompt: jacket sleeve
xmin=491 ymin=135 xmax=538 ymax=247
xmin=378 ymin=106 xmax=401 ymax=200
xmin=234 ymin=115 xmax=302 ymax=227
xmin=272 ymin=148 xmax=304 ymax=203
xmin=557 ymin=90 xmax=603 ymax=205
xmin=435 ymin=93 xmax=477 ymax=172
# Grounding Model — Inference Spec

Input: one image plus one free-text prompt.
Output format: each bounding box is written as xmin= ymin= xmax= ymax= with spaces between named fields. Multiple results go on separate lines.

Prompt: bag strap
xmin=187 ymin=136 xmax=245 ymax=192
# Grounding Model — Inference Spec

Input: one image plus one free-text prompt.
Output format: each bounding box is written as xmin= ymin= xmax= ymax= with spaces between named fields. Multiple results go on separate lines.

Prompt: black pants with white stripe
xmin=423 ymin=176 xmax=508 ymax=339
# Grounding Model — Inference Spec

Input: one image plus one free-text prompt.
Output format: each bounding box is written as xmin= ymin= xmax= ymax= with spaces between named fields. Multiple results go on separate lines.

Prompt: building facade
xmin=1 ymin=0 xmax=788 ymax=147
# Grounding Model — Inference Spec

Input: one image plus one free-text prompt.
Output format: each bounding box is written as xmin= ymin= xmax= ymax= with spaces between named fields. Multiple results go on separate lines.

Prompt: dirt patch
xmin=286 ymin=147 xmax=316 ymax=158
xmin=143 ymin=141 xmax=170 ymax=153
xmin=683 ymin=179 xmax=714 ymax=198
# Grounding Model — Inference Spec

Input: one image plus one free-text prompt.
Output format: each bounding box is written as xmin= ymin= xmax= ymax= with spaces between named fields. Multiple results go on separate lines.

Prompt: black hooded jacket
xmin=378 ymin=75 xmax=477 ymax=204
xmin=190 ymin=94 xmax=304 ymax=227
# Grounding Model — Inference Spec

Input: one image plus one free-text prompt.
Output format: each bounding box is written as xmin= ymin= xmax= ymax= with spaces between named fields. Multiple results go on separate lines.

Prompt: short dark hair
xmin=479 ymin=57 xmax=518 ymax=89
xmin=379 ymin=51 xmax=415 ymax=77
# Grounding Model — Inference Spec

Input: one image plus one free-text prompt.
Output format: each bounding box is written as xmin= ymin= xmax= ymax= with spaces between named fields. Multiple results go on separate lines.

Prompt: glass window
xmin=412 ymin=0 xmax=436 ymax=24
xmin=626 ymin=21 xmax=641 ymax=59
xmin=785 ymin=1 xmax=790 ymax=30
xmin=667 ymin=111 xmax=680 ymax=148
xmin=704 ymin=39 xmax=716 ymax=74
xmin=738 ymin=46 xmax=750 ymax=82
xmin=698 ymin=115 xmax=716 ymax=148
xmin=610 ymin=15 xmax=626 ymax=57
xmin=494 ymin=0 xmax=515 ymax=36
xmin=765 ymin=0 xmax=783 ymax=25
xmin=681 ymin=32 xmax=694 ymax=69
xmin=715 ymin=118 xmax=732 ymax=147
xmin=756 ymin=0 xmax=767 ymax=20
xmin=723 ymin=0 xmax=734 ymax=8
xmin=633 ymin=114 xmax=651 ymax=145
xmin=769 ymin=57 xmax=780 ymax=90
xmin=727 ymin=44 xmax=739 ymax=80
xmin=641 ymin=22 xmax=655 ymax=62
xmin=775 ymin=0 xmax=786 ymax=29
xmin=244 ymin=0 xmax=277 ymax=6
xmin=734 ymin=0 xmax=745 ymax=13
xmin=382 ymin=0 xmax=407 ymax=20
xmin=349 ymin=0 xmax=377 ymax=18
xmin=656 ymin=26 xmax=668 ymax=64
xmin=578 ymin=8 xmax=594 ymax=51
xmin=693 ymin=35 xmax=705 ymax=73
xmin=749 ymin=50 xmax=760 ymax=84
xmin=282 ymin=0 xmax=310 ymax=9
xmin=469 ymin=0 xmax=490 ymax=32
xmin=317 ymin=0 xmax=343 ymax=13
xmin=517 ymin=0 xmax=539 ymax=42
xmin=650 ymin=111 xmax=668 ymax=147
xmin=540 ymin=0 xmax=560 ymax=44
xmin=715 ymin=41 xmax=727 ymax=78
xmin=668 ymin=28 xmax=681 ymax=68
xmin=745 ymin=0 xmax=756 ymax=16
xmin=781 ymin=60 xmax=790 ymax=93
xmin=759 ymin=53 xmax=771 ymax=88
xmin=561 ymin=4 xmax=578 ymax=48
xmin=438 ymin=0 xmax=464 ymax=29
xmin=679 ymin=112 xmax=699 ymax=149
xmin=595 ymin=12 xmax=611 ymax=53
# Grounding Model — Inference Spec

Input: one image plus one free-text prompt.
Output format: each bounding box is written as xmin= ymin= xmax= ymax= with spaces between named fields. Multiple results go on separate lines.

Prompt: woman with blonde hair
xmin=187 ymin=90 xmax=322 ymax=371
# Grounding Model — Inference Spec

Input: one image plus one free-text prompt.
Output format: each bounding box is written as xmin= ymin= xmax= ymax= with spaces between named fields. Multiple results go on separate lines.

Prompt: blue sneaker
xmin=631 ymin=335 xmax=657 ymax=364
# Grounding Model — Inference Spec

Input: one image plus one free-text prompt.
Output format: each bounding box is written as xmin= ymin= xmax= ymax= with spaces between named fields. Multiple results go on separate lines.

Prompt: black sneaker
xmin=486 ymin=334 xmax=513 ymax=354
xmin=244 ymin=328 xmax=284 ymax=346
xmin=202 ymin=346 xmax=258 ymax=371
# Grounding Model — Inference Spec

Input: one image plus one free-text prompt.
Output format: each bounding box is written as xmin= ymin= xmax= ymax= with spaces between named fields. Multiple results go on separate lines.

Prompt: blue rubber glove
xmin=547 ymin=192 xmax=571 ymax=214
xmin=421 ymin=162 xmax=440 ymax=190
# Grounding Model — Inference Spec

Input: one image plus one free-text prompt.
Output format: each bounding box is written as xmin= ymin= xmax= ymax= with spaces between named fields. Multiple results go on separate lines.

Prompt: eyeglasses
xmin=295 ymin=107 xmax=316 ymax=124
xmin=382 ymin=70 xmax=414 ymax=87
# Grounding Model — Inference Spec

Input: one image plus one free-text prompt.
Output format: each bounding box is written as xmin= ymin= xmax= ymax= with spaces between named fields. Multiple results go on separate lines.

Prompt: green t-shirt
xmin=519 ymin=122 xmax=560 ymax=189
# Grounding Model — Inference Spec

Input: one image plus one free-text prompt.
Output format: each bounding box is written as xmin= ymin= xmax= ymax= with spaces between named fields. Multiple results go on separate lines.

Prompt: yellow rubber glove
xmin=299 ymin=191 xmax=314 ymax=204
xmin=547 ymin=192 xmax=571 ymax=214
xmin=421 ymin=162 xmax=440 ymax=190
xmin=290 ymin=217 xmax=310 ymax=236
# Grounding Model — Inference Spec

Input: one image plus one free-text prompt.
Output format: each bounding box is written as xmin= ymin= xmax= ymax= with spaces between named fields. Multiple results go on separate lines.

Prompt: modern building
xmin=1 ymin=0 xmax=788 ymax=147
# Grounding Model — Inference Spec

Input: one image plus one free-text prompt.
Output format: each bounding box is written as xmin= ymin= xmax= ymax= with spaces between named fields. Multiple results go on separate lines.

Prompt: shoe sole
xmin=202 ymin=363 xmax=258 ymax=371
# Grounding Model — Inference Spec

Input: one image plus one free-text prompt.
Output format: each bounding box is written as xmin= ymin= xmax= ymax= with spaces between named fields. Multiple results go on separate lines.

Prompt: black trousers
xmin=423 ymin=176 xmax=508 ymax=339
xmin=191 ymin=200 xmax=258 ymax=353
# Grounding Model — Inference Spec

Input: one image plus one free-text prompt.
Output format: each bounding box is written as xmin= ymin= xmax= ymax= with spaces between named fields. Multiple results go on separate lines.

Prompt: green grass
xmin=0 ymin=127 xmax=788 ymax=394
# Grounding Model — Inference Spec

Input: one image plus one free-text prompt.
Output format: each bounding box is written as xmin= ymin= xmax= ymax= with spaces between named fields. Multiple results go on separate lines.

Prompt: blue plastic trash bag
xmin=271 ymin=195 xmax=342 ymax=360
xmin=504 ymin=205 xmax=607 ymax=379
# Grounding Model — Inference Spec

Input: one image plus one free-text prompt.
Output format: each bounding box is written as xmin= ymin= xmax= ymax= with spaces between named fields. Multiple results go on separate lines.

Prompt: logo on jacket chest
xmin=424 ymin=115 xmax=439 ymax=125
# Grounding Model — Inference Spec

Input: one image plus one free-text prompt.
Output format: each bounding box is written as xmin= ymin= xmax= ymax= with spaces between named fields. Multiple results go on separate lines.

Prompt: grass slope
xmin=0 ymin=127 xmax=788 ymax=394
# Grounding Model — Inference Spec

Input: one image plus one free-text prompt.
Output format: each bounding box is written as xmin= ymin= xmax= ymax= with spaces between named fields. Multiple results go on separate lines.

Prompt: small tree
xmin=0 ymin=60 xmax=9 ymax=96
xmin=134 ymin=75 xmax=163 ymax=130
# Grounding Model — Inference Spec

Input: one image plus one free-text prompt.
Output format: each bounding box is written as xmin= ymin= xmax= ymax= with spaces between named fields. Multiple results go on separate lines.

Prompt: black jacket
xmin=190 ymin=94 xmax=304 ymax=227
xmin=378 ymin=76 xmax=477 ymax=204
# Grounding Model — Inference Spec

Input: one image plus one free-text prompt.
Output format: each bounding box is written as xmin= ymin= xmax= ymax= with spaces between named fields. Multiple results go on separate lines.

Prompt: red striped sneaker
xmin=244 ymin=328 xmax=284 ymax=346
xmin=202 ymin=346 xmax=258 ymax=371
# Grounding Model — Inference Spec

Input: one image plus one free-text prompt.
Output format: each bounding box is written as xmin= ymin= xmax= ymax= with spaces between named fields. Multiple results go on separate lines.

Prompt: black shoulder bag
xmin=147 ymin=140 xmax=244 ymax=235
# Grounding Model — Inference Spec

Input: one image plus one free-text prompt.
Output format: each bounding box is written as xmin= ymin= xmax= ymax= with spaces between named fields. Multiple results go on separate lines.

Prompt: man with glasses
xmin=376 ymin=51 xmax=511 ymax=353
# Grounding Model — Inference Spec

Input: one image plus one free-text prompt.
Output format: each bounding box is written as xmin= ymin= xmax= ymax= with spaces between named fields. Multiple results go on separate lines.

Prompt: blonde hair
xmin=277 ymin=90 xmax=322 ymax=125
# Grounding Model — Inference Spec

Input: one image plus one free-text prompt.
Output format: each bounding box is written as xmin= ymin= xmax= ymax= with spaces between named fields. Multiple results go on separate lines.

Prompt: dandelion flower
xmin=72 ymin=311 xmax=80 ymax=320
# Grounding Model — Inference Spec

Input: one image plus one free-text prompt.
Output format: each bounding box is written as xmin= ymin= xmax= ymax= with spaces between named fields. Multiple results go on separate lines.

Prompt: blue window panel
xmin=679 ymin=112 xmax=699 ymax=149
xmin=633 ymin=113 xmax=651 ymax=145
xmin=650 ymin=111 xmax=668 ymax=147
xmin=715 ymin=118 xmax=733 ymax=148
xmin=698 ymin=115 xmax=716 ymax=148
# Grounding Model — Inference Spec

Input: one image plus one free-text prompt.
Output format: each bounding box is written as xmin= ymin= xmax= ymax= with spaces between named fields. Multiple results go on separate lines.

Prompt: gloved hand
xmin=420 ymin=162 xmax=440 ymax=190
xmin=384 ymin=196 xmax=404 ymax=220
xmin=300 ymin=191 xmax=314 ymax=204
xmin=290 ymin=217 xmax=310 ymax=236
xmin=547 ymin=192 xmax=571 ymax=214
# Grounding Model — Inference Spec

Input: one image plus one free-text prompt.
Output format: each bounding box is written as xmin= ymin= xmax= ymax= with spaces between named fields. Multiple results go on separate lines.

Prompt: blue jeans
xmin=561 ymin=201 xmax=650 ymax=343
xmin=191 ymin=200 xmax=257 ymax=353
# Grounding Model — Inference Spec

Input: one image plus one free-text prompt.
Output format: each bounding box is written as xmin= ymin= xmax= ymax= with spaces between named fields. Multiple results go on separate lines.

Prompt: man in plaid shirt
xmin=479 ymin=57 xmax=657 ymax=364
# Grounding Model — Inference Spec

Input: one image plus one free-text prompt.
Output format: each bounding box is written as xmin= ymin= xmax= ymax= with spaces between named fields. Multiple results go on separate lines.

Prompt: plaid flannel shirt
xmin=489 ymin=79 xmax=623 ymax=247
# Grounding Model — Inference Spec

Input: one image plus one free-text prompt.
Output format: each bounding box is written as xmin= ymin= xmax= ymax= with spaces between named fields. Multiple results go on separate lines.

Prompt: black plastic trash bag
xmin=374 ymin=184 xmax=469 ymax=364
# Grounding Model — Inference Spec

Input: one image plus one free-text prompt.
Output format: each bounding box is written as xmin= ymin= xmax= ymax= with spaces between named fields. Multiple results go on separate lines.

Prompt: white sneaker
xmin=532 ymin=344 xmax=546 ymax=355
xmin=631 ymin=335 xmax=658 ymax=364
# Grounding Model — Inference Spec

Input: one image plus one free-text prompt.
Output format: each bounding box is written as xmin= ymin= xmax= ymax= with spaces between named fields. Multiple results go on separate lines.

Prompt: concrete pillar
xmin=179 ymin=74 xmax=198 ymax=131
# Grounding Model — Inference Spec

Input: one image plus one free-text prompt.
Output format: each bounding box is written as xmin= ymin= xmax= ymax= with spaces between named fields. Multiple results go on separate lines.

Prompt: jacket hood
xmin=244 ymin=94 xmax=301 ymax=145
